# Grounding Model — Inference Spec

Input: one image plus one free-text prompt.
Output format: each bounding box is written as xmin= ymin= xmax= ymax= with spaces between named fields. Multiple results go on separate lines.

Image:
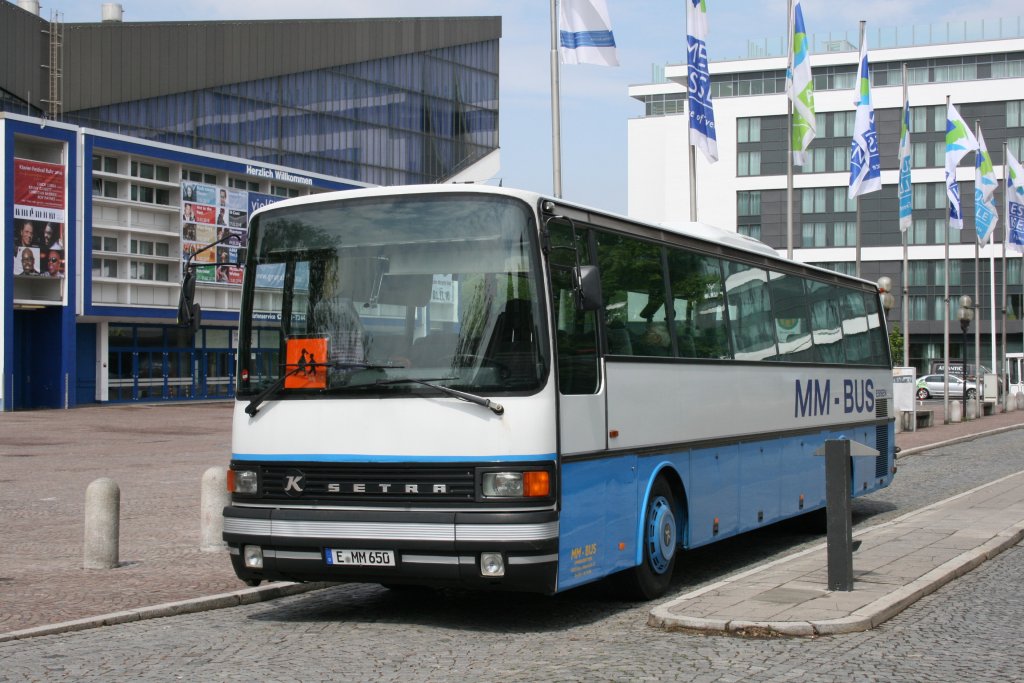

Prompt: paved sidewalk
xmin=649 ymin=403 xmax=1024 ymax=636
xmin=1 ymin=400 xmax=1023 ymax=642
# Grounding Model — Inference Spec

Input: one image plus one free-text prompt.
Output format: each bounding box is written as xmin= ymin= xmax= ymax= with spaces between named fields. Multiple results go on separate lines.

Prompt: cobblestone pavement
xmin=1 ymin=400 xmax=1023 ymax=676
xmin=0 ymin=403 xmax=240 ymax=634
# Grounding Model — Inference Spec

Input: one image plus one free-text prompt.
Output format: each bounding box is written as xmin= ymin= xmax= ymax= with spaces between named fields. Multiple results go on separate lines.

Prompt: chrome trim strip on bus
xmin=508 ymin=554 xmax=558 ymax=565
xmin=456 ymin=522 xmax=559 ymax=542
xmin=230 ymin=503 xmax=557 ymax=513
xmin=264 ymin=550 xmax=322 ymax=561
xmin=560 ymin=418 xmax=893 ymax=463
xmin=402 ymin=555 xmax=460 ymax=565
xmin=223 ymin=518 xmax=559 ymax=543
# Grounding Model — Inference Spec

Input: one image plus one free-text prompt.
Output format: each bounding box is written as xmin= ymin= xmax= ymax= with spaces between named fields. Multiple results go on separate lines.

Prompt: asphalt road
xmin=3 ymin=430 xmax=1023 ymax=682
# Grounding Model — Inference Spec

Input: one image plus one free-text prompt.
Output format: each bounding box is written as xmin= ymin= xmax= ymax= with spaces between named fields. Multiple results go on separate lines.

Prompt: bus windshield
xmin=237 ymin=193 xmax=547 ymax=400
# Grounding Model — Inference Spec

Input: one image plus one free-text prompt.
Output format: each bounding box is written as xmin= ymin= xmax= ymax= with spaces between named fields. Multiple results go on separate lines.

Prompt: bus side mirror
xmin=575 ymin=265 xmax=603 ymax=311
xmin=177 ymin=266 xmax=202 ymax=335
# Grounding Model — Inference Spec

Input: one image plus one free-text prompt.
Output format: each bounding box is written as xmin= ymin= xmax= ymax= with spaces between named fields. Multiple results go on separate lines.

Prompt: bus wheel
xmin=618 ymin=477 xmax=678 ymax=601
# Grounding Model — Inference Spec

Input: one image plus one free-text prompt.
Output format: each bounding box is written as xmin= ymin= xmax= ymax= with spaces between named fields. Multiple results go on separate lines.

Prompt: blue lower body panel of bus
xmin=223 ymin=506 xmax=560 ymax=593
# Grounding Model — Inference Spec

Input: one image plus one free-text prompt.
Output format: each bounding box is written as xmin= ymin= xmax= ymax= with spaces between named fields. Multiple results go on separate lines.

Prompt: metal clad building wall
xmin=0 ymin=3 xmax=49 ymax=111
xmin=61 ymin=17 xmax=501 ymax=110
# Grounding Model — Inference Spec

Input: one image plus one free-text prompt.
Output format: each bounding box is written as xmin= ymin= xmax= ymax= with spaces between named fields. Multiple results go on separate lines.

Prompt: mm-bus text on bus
xmin=204 ymin=185 xmax=895 ymax=600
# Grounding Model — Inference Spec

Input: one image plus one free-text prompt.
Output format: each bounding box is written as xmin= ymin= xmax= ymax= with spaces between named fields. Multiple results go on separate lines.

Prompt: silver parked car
xmin=916 ymin=374 xmax=978 ymax=400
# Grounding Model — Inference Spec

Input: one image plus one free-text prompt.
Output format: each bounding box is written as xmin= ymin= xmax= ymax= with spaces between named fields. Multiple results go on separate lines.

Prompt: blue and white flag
xmin=1007 ymin=149 xmax=1024 ymax=255
xmin=849 ymin=32 xmax=881 ymax=199
xmin=686 ymin=0 xmax=718 ymax=163
xmin=559 ymin=0 xmax=619 ymax=66
xmin=786 ymin=0 xmax=816 ymax=166
xmin=898 ymin=92 xmax=912 ymax=232
xmin=945 ymin=103 xmax=979 ymax=230
xmin=974 ymin=128 xmax=998 ymax=243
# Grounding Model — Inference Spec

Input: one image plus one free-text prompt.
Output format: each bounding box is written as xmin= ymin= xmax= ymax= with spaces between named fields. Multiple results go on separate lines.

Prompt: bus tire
xmin=618 ymin=477 xmax=678 ymax=601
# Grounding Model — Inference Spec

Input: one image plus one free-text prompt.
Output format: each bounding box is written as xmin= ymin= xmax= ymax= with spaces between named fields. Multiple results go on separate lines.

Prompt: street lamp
xmin=958 ymin=295 xmax=974 ymax=419
xmin=877 ymin=277 xmax=896 ymax=318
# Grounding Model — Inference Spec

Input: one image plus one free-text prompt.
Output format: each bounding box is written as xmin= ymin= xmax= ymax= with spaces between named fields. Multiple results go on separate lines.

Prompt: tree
xmin=888 ymin=324 xmax=904 ymax=368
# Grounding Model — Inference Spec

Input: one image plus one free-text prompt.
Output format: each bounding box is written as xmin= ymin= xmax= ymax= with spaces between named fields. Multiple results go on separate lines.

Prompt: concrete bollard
xmin=1005 ymin=394 xmax=1016 ymax=413
xmin=1018 ymin=393 xmax=1024 ymax=411
xmin=948 ymin=400 xmax=962 ymax=423
xmin=201 ymin=466 xmax=230 ymax=552
xmin=966 ymin=398 xmax=977 ymax=420
xmin=84 ymin=477 xmax=120 ymax=569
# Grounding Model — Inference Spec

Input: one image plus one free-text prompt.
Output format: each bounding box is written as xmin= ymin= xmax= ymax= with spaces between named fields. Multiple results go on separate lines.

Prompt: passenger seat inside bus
xmin=486 ymin=299 xmax=537 ymax=384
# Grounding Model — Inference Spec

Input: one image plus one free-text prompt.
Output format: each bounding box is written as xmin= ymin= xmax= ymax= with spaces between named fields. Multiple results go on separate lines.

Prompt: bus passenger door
xmin=549 ymin=233 xmax=605 ymax=455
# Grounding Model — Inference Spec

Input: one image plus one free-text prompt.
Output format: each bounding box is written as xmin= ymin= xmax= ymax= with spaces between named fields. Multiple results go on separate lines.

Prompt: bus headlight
xmin=481 ymin=471 xmax=550 ymax=498
xmin=228 ymin=469 xmax=259 ymax=494
xmin=480 ymin=552 xmax=505 ymax=577
xmin=243 ymin=545 xmax=264 ymax=569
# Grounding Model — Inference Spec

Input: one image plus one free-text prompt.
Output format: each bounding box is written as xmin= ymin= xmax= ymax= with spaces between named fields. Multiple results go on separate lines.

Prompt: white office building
xmin=628 ymin=18 xmax=1024 ymax=374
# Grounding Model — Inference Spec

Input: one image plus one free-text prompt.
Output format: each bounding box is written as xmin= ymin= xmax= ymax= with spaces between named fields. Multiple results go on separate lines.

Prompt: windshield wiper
xmin=374 ymin=378 xmax=504 ymax=416
xmin=244 ymin=361 xmax=400 ymax=416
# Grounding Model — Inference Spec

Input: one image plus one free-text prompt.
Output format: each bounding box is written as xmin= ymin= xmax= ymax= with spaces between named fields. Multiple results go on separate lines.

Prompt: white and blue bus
xmin=206 ymin=185 xmax=895 ymax=599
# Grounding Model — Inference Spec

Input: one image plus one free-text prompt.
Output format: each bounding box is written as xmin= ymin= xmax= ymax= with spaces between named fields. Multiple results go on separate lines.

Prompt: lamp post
xmin=958 ymin=295 xmax=974 ymax=420
xmin=878 ymin=277 xmax=896 ymax=364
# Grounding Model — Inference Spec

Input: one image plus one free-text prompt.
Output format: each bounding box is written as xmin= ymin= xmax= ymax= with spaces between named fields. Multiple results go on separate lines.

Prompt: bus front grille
xmin=255 ymin=463 xmax=477 ymax=505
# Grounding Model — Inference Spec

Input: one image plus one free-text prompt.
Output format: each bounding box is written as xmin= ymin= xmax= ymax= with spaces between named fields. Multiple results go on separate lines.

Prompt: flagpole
xmin=688 ymin=135 xmax=698 ymax=221
xmin=902 ymin=63 xmax=910 ymax=368
xmin=550 ymin=0 xmax=563 ymax=198
xmin=1003 ymin=141 xmax=1010 ymax=409
xmin=786 ymin=0 xmax=794 ymax=260
xmin=854 ymin=20 xmax=865 ymax=279
xmin=943 ymin=95 xmax=951 ymax=424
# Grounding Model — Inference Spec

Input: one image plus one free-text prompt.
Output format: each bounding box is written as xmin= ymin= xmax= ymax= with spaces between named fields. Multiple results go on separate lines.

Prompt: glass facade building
xmin=64 ymin=43 xmax=499 ymax=187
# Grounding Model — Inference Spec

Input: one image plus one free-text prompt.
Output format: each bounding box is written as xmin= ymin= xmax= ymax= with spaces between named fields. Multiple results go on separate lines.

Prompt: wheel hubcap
xmin=646 ymin=496 xmax=676 ymax=575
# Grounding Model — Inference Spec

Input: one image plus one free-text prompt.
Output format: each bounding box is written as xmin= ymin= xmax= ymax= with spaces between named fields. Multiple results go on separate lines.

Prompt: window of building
xmin=92 ymin=154 xmax=118 ymax=174
xmin=801 ymin=188 xmax=826 ymax=213
xmin=800 ymin=148 xmax=826 ymax=173
xmin=1007 ymin=101 xmax=1023 ymax=128
xmin=801 ymin=222 xmax=826 ymax=247
xmin=131 ymin=161 xmax=170 ymax=182
xmin=183 ymin=169 xmax=218 ymax=185
xmin=833 ymin=187 xmax=855 ymax=213
xmin=130 ymin=184 xmax=170 ymax=206
xmin=229 ymin=177 xmax=260 ymax=192
xmin=738 ymin=151 xmax=761 ymax=176
xmin=92 ymin=235 xmax=118 ymax=252
xmin=271 ymin=185 xmax=302 ymax=198
xmin=933 ymin=141 xmax=945 ymax=166
xmin=912 ymin=142 xmax=929 ymax=168
xmin=832 ymin=111 xmax=855 ymax=138
xmin=92 ymin=177 xmax=119 ymax=198
xmin=737 ymin=117 xmax=762 ymax=143
xmin=1009 ymin=137 xmax=1024 ymax=161
xmin=831 ymin=221 xmax=856 ymax=246
xmin=738 ymin=224 xmax=761 ymax=240
xmin=1008 ymin=259 xmax=1022 ymax=286
xmin=738 ymin=191 xmax=761 ymax=216
xmin=92 ymin=258 xmax=118 ymax=278
xmin=832 ymin=146 xmax=850 ymax=173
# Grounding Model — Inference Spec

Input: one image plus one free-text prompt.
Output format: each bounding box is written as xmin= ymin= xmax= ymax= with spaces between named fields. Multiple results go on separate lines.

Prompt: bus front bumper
xmin=223 ymin=506 xmax=559 ymax=593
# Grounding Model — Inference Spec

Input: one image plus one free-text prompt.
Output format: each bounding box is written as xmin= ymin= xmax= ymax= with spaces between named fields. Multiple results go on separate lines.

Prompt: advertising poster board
xmin=13 ymin=158 xmax=66 ymax=280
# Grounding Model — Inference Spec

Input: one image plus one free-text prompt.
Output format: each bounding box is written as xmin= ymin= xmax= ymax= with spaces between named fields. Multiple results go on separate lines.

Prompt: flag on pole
xmin=945 ymin=102 xmax=979 ymax=230
xmin=849 ymin=32 xmax=881 ymax=199
xmin=974 ymin=128 xmax=998 ymax=243
xmin=559 ymin=0 xmax=619 ymax=66
xmin=786 ymin=0 xmax=816 ymax=166
xmin=686 ymin=0 xmax=718 ymax=163
xmin=898 ymin=91 xmax=912 ymax=232
xmin=1007 ymin=149 xmax=1024 ymax=254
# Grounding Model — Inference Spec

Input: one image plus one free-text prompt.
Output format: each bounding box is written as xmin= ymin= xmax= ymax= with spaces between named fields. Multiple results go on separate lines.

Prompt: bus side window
xmin=595 ymin=233 xmax=671 ymax=358
xmin=548 ymin=220 xmax=599 ymax=395
xmin=666 ymin=248 xmax=729 ymax=359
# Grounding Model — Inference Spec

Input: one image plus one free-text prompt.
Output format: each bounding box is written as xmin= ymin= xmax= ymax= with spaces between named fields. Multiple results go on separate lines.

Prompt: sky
xmin=33 ymin=0 xmax=1017 ymax=215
